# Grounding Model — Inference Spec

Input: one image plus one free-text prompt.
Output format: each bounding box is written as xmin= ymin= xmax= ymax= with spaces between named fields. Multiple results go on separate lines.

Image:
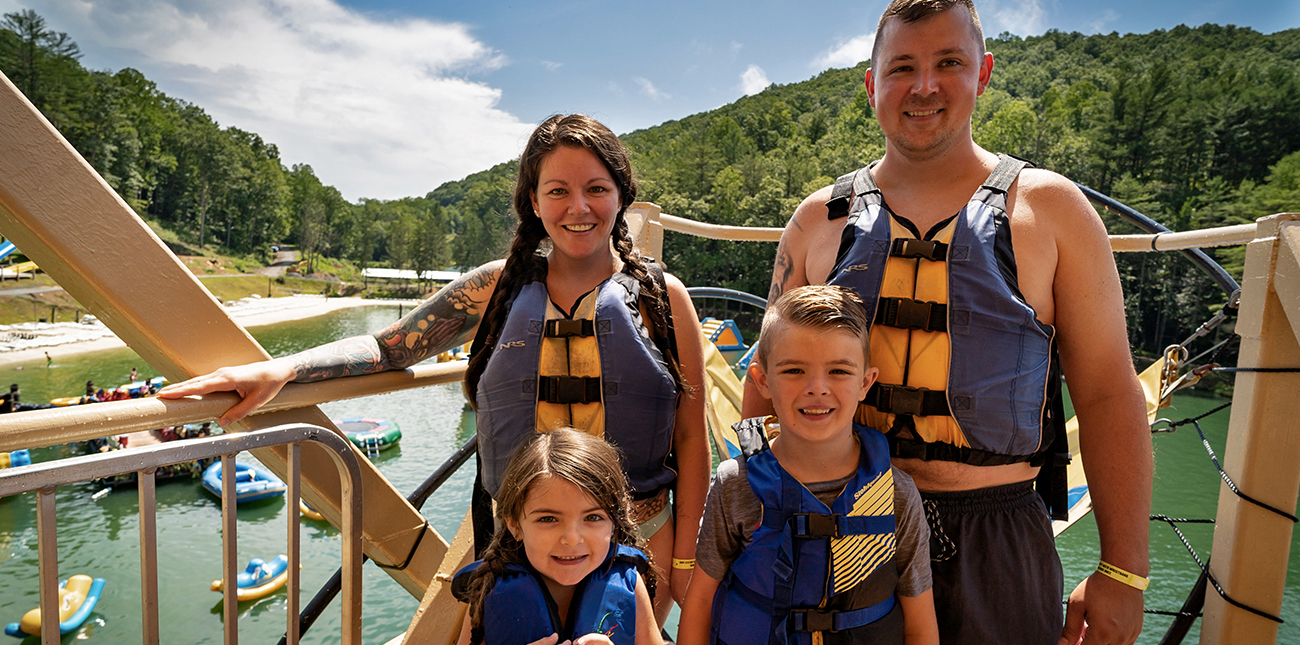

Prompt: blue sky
xmin=2 ymin=0 xmax=1296 ymax=200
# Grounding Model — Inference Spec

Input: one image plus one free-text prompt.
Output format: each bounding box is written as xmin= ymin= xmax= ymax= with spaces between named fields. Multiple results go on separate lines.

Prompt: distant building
xmin=361 ymin=268 xmax=464 ymax=281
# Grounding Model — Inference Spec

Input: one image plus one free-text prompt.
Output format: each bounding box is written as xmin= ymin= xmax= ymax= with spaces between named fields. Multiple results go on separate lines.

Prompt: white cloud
xmin=1089 ymin=9 xmax=1120 ymax=33
xmin=5 ymin=0 xmax=534 ymax=200
xmin=633 ymin=76 xmax=669 ymax=101
xmin=983 ymin=0 xmax=1048 ymax=37
xmin=813 ymin=33 xmax=875 ymax=69
xmin=541 ymin=60 xmax=563 ymax=72
xmin=739 ymin=64 xmax=769 ymax=95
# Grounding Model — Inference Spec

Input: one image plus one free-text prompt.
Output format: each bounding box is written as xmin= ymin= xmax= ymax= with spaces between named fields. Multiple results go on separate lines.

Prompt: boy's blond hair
xmin=756 ymin=285 xmax=872 ymax=368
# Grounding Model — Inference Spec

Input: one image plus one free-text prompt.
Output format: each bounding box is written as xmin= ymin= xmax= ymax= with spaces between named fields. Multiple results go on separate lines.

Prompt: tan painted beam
xmin=401 ymin=510 xmax=476 ymax=644
xmin=0 ymin=71 xmax=442 ymax=599
xmin=1201 ymin=214 xmax=1300 ymax=645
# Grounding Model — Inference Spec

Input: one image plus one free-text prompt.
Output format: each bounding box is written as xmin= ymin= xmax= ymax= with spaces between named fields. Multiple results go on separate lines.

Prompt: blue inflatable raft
xmin=210 ymin=555 xmax=291 ymax=601
xmin=201 ymin=461 xmax=286 ymax=503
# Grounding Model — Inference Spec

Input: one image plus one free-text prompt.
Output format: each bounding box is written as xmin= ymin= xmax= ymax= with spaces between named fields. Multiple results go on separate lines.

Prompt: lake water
xmin=0 ymin=305 xmax=1296 ymax=643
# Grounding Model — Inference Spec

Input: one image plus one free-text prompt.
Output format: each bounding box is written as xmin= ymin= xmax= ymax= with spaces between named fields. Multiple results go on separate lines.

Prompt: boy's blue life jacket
xmin=475 ymin=266 xmax=678 ymax=498
xmin=452 ymin=544 xmax=648 ymax=645
xmin=712 ymin=421 xmax=903 ymax=645
xmin=824 ymin=154 xmax=1071 ymax=518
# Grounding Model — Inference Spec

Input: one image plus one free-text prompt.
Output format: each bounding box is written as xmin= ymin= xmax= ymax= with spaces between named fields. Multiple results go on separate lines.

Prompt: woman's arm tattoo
xmin=374 ymin=265 xmax=499 ymax=368
xmin=292 ymin=336 xmax=388 ymax=382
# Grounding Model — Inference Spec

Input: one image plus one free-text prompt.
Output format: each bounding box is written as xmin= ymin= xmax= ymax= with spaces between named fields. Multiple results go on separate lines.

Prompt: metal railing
xmin=0 ymin=423 xmax=364 ymax=645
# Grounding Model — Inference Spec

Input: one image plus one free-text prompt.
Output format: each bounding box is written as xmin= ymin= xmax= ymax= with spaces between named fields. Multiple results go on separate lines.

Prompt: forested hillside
xmin=3 ymin=10 xmax=1299 ymax=357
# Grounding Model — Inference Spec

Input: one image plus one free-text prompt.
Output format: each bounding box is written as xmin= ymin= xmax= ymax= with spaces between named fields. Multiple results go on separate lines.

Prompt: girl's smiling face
xmin=508 ymin=475 xmax=614 ymax=593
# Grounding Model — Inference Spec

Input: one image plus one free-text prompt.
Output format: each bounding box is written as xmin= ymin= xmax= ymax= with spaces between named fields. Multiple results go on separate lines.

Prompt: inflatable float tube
xmin=299 ymin=499 xmax=325 ymax=521
xmin=201 ymin=461 xmax=286 ymax=503
xmin=333 ymin=418 xmax=401 ymax=452
xmin=4 ymin=575 xmax=106 ymax=637
xmin=210 ymin=555 xmax=294 ymax=602
xmin=118 ymin=376 xmax=167 ymax=397
xmin=0 ymin=449 xmax=30 ymax=469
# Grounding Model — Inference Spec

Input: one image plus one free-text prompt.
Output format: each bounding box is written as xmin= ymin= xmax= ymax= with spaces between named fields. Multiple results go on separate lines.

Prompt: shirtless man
xmin=743 ymin=1 xmax=1151 ymax=643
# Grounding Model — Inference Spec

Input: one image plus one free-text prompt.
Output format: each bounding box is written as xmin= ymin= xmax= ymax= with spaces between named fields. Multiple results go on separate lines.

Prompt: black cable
xmin=1167 ymin=409 xmax=1300 ymax=523
xmin=1151 ymin=515 xmax=1285 ymax=624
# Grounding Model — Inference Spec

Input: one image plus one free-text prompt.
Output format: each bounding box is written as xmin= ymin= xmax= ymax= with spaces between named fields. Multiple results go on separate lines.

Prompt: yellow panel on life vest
xmin=857 ymin=217 xmax=969 ymax=448
xmin=536 ymin=291 xmax=604 ymax=438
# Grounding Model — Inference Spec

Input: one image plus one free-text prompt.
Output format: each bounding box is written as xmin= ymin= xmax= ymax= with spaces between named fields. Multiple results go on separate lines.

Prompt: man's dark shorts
xmin=922 ymin=480 xmax=1064 ymax=645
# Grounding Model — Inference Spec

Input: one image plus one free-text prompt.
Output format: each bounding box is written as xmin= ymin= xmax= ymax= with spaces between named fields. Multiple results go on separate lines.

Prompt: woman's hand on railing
xmin=158 ymin=359 xmax=297 ymax=426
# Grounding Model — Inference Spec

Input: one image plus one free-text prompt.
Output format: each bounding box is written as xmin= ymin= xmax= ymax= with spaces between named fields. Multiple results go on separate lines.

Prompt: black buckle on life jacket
xmin=791 ymin=609 xmax=838 ymax=633
xmin=890 ymin=238 xmax=947 ymax=261
xmin=791 ymin=513 xmax=838 ymax=539
xmin=866 ymin=384 xmax=950 ymax=417
xmin=537 ymin=376 xmax=602 ymax=404
xmin=875 ymin=297 xmax=947 ymax=333
xmin=544 ymin=319 xmax=595 ymax=338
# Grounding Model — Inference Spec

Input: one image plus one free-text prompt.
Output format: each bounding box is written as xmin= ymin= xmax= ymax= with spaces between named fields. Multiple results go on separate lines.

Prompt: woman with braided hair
xmin=159 ymin=114 xmax=710 ymax=627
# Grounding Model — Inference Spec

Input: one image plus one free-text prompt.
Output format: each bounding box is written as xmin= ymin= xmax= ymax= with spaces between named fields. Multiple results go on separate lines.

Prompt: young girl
xmin=453 ymin=429 xmax=664 ymax=645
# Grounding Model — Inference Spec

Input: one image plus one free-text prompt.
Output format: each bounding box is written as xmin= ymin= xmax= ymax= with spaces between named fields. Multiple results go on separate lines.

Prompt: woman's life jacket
xmin=711 ymin=422 xmax=903 ymax=645
xmin=452 ymin=544 xmax=648 ymax=645
xmin=474 ymin=265 xmax=679 ymax=497
xmin=824 ymin=154 xmax=1071 ymax=517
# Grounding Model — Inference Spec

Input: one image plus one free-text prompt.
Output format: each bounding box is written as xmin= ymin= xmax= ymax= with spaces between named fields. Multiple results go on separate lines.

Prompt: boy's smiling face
xmin=751 ymin=321 xmax=878 ymax=445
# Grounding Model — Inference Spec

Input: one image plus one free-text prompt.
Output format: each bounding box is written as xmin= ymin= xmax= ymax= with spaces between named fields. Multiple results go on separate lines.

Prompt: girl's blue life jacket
xmin=452 ymin=543 xmax=648 ymax=645
xmin=712 ymin=420 xmax=904 ymax=645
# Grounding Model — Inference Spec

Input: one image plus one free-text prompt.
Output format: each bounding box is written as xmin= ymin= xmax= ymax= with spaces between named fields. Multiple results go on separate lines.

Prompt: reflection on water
xmin=0 ymin=306 xmax=1297 ymax=643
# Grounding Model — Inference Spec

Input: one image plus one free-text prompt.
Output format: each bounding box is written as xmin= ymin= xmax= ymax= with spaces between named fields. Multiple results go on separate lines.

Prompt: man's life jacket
xmin=452 ymin=544 xmax=648 ymax=645
xmin=711 ymin=422 xmax=903 ymax=645
xmin=474 ymin=266 xmax=678 ymax=497
xmin=825 ymin=154 xmax=1070 ymax=517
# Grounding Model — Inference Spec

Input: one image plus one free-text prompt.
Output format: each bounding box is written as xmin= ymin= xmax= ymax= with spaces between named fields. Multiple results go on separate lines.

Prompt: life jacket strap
xmin=765 ymin=512 xmax=895 ymax=538
xmin=545 ymin=319 xmax=595 ymax=338
xmin=875 ymin=297 xmax=947 ymax=332
xmin=865 ymin=383 xmax=951 ymax=417
xmin=890 ymin=238 xmax=948 ymax=261
xmin=826 ymin=171 xmax=857 ymax=220
xmin=889 ymin=435 xmax=1035 ymax=466
xmin=538 ymin=375 xmax=602 ymax=404
xmin=790 ymin=596 xmax=897 ymax=633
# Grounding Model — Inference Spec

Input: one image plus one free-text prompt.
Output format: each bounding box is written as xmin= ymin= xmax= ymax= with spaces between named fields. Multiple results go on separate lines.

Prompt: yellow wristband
xmin=671 ymin=558 xmax=696 ymax=570
xmin=1097 ymin=561 xmax=1149 ymax=591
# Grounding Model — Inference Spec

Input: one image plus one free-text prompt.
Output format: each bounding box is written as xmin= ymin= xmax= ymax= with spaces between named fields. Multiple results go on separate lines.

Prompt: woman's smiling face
xmin=508 ymin=475 xmax=614 ymax=593
xmin=531 ymin=145 xmax=622 ymax=263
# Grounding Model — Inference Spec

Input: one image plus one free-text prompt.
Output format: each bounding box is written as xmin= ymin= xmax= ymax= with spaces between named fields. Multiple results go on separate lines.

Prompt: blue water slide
xmin=0 ymin=241 xmax=15 ymax=262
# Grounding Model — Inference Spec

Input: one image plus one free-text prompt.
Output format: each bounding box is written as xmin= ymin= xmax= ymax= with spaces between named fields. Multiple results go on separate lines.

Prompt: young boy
xmin=679 ymin=285 xmax=937 ymax=645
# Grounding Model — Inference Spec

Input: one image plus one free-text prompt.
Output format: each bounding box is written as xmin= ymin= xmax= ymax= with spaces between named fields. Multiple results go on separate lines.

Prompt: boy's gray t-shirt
xmin=696 ymin=459 xmax=932 ymax=597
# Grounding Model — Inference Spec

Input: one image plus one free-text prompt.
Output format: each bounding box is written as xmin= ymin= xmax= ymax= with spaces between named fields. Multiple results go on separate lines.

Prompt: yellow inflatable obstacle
xmin=4 ymin=574 xmax=106 ymax=637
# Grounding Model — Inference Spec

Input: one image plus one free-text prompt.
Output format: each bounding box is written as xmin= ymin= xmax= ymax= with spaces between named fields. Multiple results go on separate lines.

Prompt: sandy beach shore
xmin=0 ymin=295 xmax=420 ymax=368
